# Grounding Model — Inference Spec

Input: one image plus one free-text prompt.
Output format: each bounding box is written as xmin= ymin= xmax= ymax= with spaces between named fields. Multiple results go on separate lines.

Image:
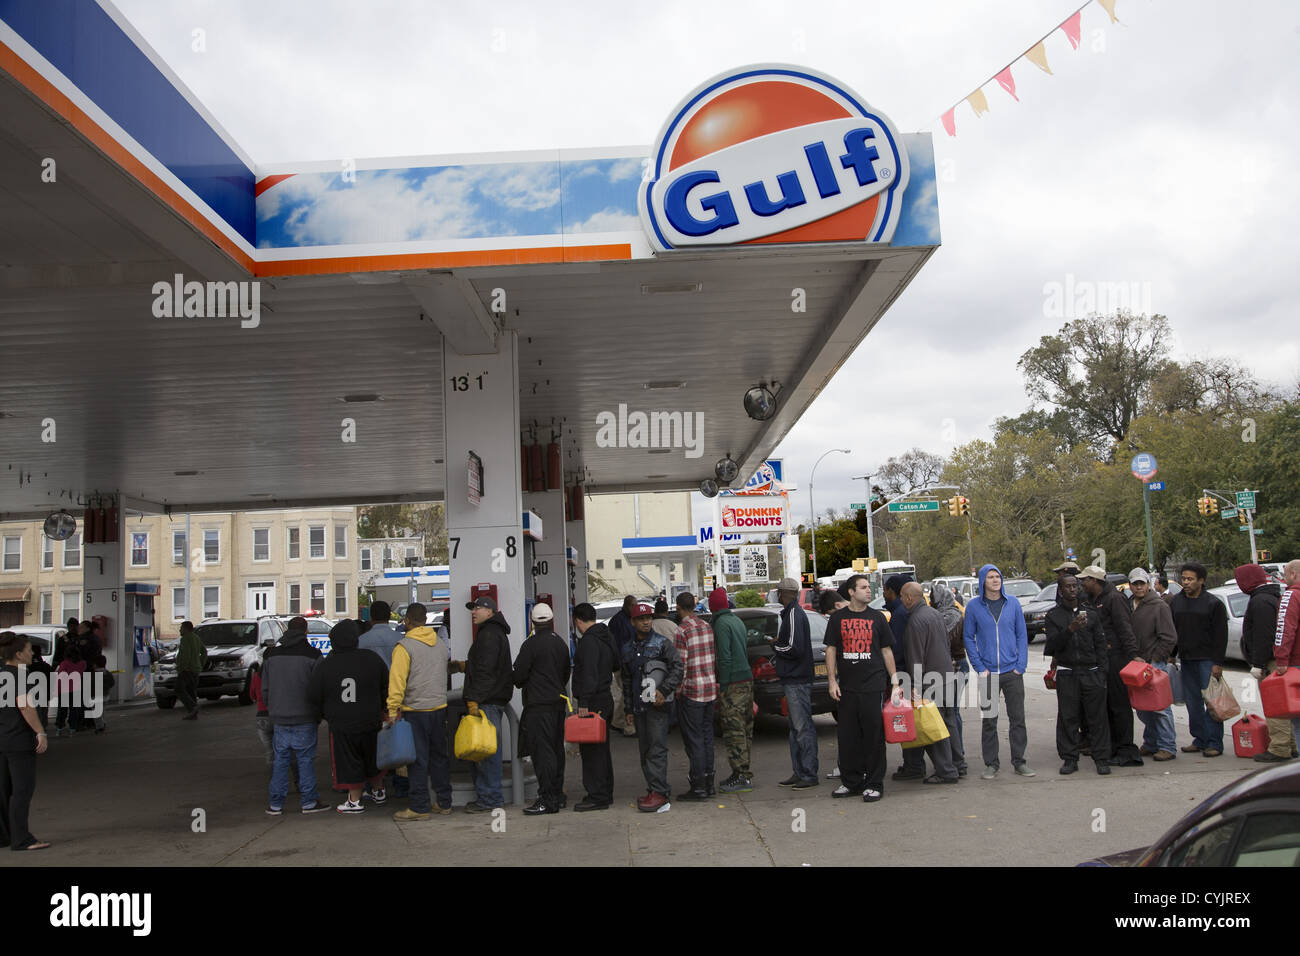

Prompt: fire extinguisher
xmin=83 ymin=509 xmax=95 ymax=544
xmin=546 ymin=440 xmax=562 ymax=491
xmin=528 ymin=444 xmax=545 ymax=493
xmin=572 ymin=484 xmax=585 ymax=521
xmin=104 ymin=505 xmax=117 ymax=542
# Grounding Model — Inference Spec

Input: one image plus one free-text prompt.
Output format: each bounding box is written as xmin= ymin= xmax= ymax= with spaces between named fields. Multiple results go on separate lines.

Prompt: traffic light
xmin=1197 ymin=496 xmax=1219 ymax=516
xmin=947 ymin=496 xmax=960 ymax=517
xmin=1259 ymin=550 xmax=1271 ymax=562
xmin=958 ymin=496 xmax=970 ymax=516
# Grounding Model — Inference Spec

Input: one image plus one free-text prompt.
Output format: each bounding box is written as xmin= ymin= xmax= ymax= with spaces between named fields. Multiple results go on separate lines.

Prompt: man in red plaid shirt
xmin=674 ymin=592 xmax=719 ymax=801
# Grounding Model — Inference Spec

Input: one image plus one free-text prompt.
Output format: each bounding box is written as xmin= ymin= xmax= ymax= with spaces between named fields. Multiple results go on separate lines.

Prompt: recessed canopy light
xmin=340 ymin=393 xmax=382 ymax=403
xmin=174 ymin=470 xmax=200 ymax=477
xmin=646 ymin=474 xmax=668 ymax=479
xmin=640 ymin=281 xmax=701 ymax=295
xmin=647 ymin=448 xmax=672 ymax=455
xmin=643 ymin=381 xmax=686 ymax=390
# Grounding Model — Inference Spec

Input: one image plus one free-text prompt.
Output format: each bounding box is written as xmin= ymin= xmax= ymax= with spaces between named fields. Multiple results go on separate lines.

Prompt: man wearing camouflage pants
xmin=709 ymin=587 xmax=754 ymax=792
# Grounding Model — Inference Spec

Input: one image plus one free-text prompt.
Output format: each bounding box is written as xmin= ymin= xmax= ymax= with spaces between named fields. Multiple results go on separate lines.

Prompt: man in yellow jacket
xmin=386 ymin=603 xmax=452 ymax=821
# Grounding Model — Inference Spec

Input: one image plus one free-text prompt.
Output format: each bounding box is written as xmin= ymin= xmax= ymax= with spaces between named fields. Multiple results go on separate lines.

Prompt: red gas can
xmin=564 ymin=712 xmax=607 ymax=744
xmin=1127 ymin=667 xmax=1173 ymax=711
xmin=1120 ymin=660 xmax=1154 ymax=687
xmin=882 ymin=699 xmax=916 ymax=744
xmin=1232 ymin=715 xmax=1271 ymax=758
xmin=1260 ymin=669 xmax=1300 ymax=718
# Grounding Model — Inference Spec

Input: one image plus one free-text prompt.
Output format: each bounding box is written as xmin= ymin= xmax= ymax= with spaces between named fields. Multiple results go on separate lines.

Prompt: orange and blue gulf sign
xmin=639 ymin=65 xmax=910 ymax=252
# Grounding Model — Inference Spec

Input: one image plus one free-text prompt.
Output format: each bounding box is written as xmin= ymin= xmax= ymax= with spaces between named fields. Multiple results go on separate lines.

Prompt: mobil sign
xmin=639 ymin=65 xmax=910 ymax=251
xmin=720 ymin=494 xmax=789 ymax=533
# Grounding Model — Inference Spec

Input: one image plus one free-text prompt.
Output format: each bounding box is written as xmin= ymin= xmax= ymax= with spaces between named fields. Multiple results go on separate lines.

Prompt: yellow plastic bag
xmin=454 ymin=711 xmax=498 ymax=761
xmin=902 ymin=699 xmax=950 ymax=749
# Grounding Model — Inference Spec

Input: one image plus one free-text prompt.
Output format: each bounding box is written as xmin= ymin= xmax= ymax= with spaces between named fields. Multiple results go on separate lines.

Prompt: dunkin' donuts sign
xmin=639 ymin=65 xmax=910 ymax=251
xmin=720 ymin=495 xmax=789 ymax=533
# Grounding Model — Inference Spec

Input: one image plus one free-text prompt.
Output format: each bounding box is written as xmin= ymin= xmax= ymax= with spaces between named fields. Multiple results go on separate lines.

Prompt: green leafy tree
xmin=733 ymin=588 xmax=764 ymax=608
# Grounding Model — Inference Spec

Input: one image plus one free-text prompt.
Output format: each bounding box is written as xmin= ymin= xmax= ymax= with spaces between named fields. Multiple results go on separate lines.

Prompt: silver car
xmin=1206 ymin=585 xmax=1249 ymax=663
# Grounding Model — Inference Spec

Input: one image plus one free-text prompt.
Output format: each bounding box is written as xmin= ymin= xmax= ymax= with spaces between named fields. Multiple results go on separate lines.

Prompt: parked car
xmin=764 ymin=587 xmax=819 ymax=611
xmin=4 ymin=625 xmax=65 ymax=657
xmin=154 ymin=617 xmax=287 ymax=708
xmin=1206 ymin=584 xmax=1248 ymax=663
xmin=1002 ymin=578 xmax=1042 ymax=601
xmin=1021 ymin=584 xmax=1058 ymax=643
xmin=1079 ymin=760 xmax=1300 ymax=866
xmin=714 ymin=607 xmax=833 ymax=720
xmin=932 ymin=576 xmax=979 ymax=602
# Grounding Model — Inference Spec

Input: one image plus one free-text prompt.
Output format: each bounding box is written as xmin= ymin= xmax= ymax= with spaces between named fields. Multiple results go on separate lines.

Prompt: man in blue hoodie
xmin=962 ymin=564 xmax=1035 ymax=779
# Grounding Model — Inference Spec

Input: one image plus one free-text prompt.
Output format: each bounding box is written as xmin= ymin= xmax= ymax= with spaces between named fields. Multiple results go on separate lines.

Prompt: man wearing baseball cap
xmin=512 ymin=602 xmax=572 ymax=815
xmin=772 ymin=577 xmax=819 ymax=789
xmin=1053 ymin=560 xmax=1082 ymax=578
xmin=452 ymin=596 xmax=513 ymax=812
xmin=1128 ymin=568 xmax=1178 ymax=761
xmin=1079 ymin=565 xmax=1143 ymax=767
xmin=621 ymin=602 xmax=683 ymax=812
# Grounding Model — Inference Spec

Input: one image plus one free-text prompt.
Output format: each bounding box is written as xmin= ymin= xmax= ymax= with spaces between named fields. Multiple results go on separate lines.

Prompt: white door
xmin=246 ymin=583 xmax=276 ymax=617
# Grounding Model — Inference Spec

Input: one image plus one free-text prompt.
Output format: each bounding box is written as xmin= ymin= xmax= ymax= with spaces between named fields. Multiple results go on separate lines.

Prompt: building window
xmin=614 ymin=559 xmax=622 ymax=569
xmin=288 ymin=583 xmax=301 ymax=614
xmin=253 ymin=528 xmax=270 ymax=562
xmin=203 ymin=586 xmax=220 ymax=619
xmin=335 ymin=581 xmax=347 ymax=614
xmin=2 ymin=535 xmax=21 ymax=571
xmin=596 ymin=558 xmax=605 ymax=570
xmin=334 ymin=524 xmax=347 ymax=559
xmin=287 ymin=527 xmax=300 ymax=560
xmin=63 ymin=533 xmax=80 ymax=569
xmin=405 ymin=546 xmax=417 ymax=562
xmin=61 ymin=591 xmax=80 ymax=622
xmin=309 ymin=526 xmax=325 ymax=559
xmin=40 ymin=591 xmax=53 ymax=625
xmin=173 ymin=531 xmax=186 ymax=565
xmin=203 ymin=529 xmax=220 ymax=565
xmin=310 ymin=582 xmax=326 ymax=614
xmin=383 ymin=546 xmax=393 ymax=566
xmin=130 ymin=532 xmax=149 ymax=567
xmin=172 ymin=587 xmax=187 ymax=620
xmin=42 ymin=536 xmax=54 ymax=570
xmin=360 ymin=548 xmax=371 ymax=571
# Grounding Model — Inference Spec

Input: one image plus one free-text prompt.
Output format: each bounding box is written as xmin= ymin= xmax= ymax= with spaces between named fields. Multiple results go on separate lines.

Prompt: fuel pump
xmin=124 ymin=583 xmax=158 ymax=702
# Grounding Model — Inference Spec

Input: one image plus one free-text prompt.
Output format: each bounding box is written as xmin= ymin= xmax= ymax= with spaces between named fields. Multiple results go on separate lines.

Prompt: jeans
xmin=407 ymin=709 xmax=452 ymax=813
xmin=783 ymin=681 xmax=819 ymax=779
xmin=634 ymin=707 xmax=670 ymax=796
xmin=270 ymin=723 xmax=319 ymax=810
xmin=1134 ymin=662 xmax=1177 ymax=753
xmin=1181 ymin=659 xmax=1223 ymax=751
xmin=258 ymin=716 xmax=298 ymax=782
xmin=469 ymin=704 xmax=504 ymax=808
xmin=979 ymin=671 xmax=1027 ymax=770
xmin=677 ymin=697 xmax=716 ymax=785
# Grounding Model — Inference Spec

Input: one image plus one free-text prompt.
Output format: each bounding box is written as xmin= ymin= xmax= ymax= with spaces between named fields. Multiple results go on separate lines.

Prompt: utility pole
xmin=852 ymin=474 xmax=876 ymax=563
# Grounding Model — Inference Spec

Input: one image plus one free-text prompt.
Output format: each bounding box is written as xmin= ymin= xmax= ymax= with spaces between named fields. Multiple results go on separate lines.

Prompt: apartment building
xmin=582 ymin=491 xmax=694 ymax=600
xmin=0 ymin=508 xmax=357 ymax=639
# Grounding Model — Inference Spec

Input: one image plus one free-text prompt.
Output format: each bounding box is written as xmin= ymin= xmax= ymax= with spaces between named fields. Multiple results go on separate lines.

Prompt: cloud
xmin=568 ymin=207 xmax=641 ymax=233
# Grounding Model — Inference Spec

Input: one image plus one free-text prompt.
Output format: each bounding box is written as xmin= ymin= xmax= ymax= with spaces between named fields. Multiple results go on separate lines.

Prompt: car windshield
xmin=195 ymin=623 xmax=257 ymax=646
xmin=1004 ymin=580 xmax=1041 ymax=598
xmin=1226 ymin=593 xmax=1248 ymax=617
xmin=1035 ymin=584 xmax=1057 ymax=602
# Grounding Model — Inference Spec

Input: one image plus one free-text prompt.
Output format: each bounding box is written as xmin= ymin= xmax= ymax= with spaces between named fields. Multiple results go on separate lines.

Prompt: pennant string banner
xmin=936 ymin=0 xmax=1117 ymax=136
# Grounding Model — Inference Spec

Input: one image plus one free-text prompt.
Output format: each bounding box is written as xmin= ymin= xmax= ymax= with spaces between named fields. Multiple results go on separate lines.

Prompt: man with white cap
xmin=512 ymin=602 xmax=572 ymax=815
xmin=1128 ymin=567 xmax=1178 ymax=761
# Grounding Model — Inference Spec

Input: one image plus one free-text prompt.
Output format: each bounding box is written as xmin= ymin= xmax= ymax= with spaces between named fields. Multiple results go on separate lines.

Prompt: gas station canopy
xmin=0 ymin=3 xmax=940 ymax=520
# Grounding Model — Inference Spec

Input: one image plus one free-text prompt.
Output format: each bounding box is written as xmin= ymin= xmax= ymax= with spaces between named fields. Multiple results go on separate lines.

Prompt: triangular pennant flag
xmin=941 ymin=108 xmax=957 ymax=137
xmin=967 ymin=89 xmax=989 ymax=117
xmin=995 ymin=66 xmax=1019 ymax=101
xmin=1062 ymin=11 xmax=1082 ymax=48
xmin=1025 ymin=41 xmax=1053 ymax=74
xmin=1097 ymin=0 xmax=1121 ymax=24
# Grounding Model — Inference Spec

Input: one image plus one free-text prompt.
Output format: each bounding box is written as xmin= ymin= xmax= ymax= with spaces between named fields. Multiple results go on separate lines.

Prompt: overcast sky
xmin=113 ymin=0 xmax=1300 ymax=532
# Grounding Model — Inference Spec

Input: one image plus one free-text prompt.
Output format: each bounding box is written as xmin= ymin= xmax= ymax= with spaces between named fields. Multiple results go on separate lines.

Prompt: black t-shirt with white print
xmin=824 ymin=607 xmax=894 ymax=694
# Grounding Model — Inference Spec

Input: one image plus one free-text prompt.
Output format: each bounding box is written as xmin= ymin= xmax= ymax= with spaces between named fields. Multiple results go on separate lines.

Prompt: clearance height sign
xmin=720 ymin=495 xmax=789 ymax=533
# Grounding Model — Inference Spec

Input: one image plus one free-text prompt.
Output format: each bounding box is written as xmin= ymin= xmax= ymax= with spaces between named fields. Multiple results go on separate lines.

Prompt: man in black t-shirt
xmin=825 ymin=574 xmax=900 ymax=803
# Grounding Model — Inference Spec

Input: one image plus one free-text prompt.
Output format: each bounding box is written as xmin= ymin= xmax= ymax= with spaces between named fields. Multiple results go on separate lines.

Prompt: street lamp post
xmin=853 ymin=473 xmax=876 ymax=563
xmin=809 ymin=448 xmax=851 ymax=581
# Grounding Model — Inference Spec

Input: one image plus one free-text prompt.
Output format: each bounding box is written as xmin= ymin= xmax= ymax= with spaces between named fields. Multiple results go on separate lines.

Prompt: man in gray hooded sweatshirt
xmin=927 ymin=582 xmax=968 ymax=776
xmin=900 ymin=583 xmax=959 ymax=783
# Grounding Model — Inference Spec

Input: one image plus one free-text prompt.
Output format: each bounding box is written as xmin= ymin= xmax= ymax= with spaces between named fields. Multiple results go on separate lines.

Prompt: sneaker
xmin=265 ymin=805 xmax=283 ymax=816
xmin=777 ymin=774 xmax=800 ymax=787
xmin=792 ymin=777 xmax=818 ymax=790
xmin=922 ymin=774 xmax=959 ymax=784
xmin=1096 ymin=762 xmax=1112 ymax=775
xmin=1202 ymin=748 xmax=1223 ymax=758
xmin=574 ymin=799 xmax=611 ymax=812
xmin=637 ymin=792 xmax=670 ymax=813
xmin=1253 ymin=751 xmax=1288 ymax=763
xmin=1059 ymin=761 xmax=1078 ymax=775
xmin=891 ymin=768 xmax=924 ymax=781
xmin=433 ymin=804 xmax=453 ymax=815
xmin=831 ymin=784 xmax=856 ymax=798
xmin=980 ymin=766 xmax=998 ymax=780
xmin=463 ymin=801 xmax=492 ymax=814
xmin=1181 ymin=744 xmax=1203 ymax=753
xmin=826 ymin=766 xmax=841 ymax=779
xmin=718 ymin=774 xmax=753 ymax=793
xmin=301 ymin=802 xmax=332 ymax=814
xmin=393 ymin=808 xmax=432 ymax=821
xmin=677 ymin=787 xmax=709 ymax=801
xmin=363 ymin=788 xmax=388 ymax=804
xmin=522 ymin=800 xmax=558 ymax=816
xmin=336 ymin=799 xmax=365 ymax=814
xmin=862 ymin=789 xmax=883 ymax=803
xmin=1153 ymin=750 xmax=1177 ymax=762
xmin=1014 ymin=764 xmax=1037 ymax=777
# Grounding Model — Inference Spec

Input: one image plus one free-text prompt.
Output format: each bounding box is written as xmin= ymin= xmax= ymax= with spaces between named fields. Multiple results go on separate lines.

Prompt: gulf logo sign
xmin=639 ymin=66 xmax=909 ymax=251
